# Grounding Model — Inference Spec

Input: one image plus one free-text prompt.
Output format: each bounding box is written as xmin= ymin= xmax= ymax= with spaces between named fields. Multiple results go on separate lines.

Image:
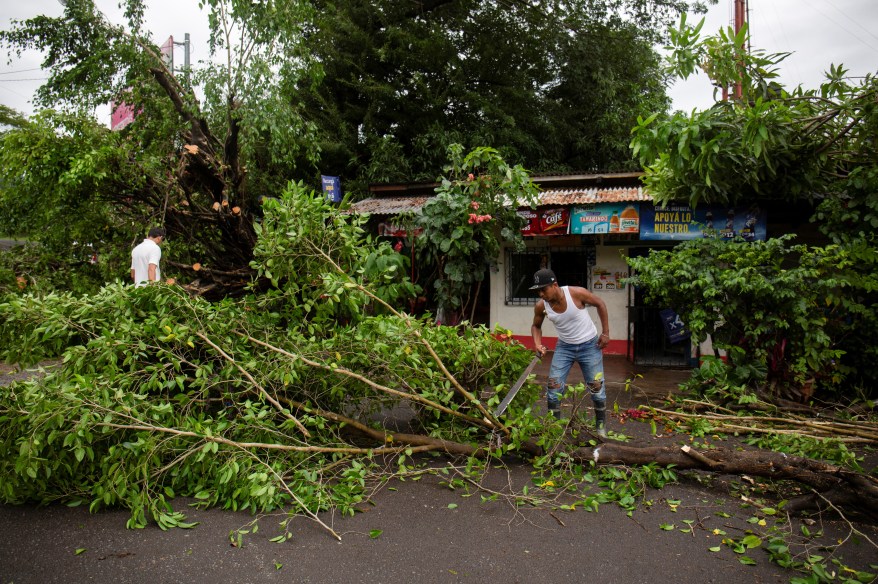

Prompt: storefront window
xmin=505 ymin=246 xmax=595 ymax=305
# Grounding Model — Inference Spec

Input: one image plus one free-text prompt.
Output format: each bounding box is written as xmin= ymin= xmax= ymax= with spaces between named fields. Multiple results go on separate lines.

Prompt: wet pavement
xmin=2 ymin=357 xmax=875 ymax=584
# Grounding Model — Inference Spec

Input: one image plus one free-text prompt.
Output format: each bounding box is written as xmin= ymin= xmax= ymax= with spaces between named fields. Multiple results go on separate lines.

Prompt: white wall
xmin=489 ymin=241 xmax=632 ymax=344
xmin=591 ymin=245 xmax=630 ymax=341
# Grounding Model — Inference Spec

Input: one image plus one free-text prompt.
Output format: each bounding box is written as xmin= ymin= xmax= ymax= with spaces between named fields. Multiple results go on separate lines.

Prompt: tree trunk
xmin=145 ymin=66 xmax=258 ymax=298
xmin=343 ymin=425 xmax=878 ymax=520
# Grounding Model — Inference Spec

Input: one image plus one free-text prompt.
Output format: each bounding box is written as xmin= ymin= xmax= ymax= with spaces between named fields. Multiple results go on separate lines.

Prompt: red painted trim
xmin=512 ymin=335 xmax=627 ymax=356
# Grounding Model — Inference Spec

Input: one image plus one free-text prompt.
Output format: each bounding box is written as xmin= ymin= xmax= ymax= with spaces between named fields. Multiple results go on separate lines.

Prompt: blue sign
xmin=640 ymin=204 xmax=766 ymax=241
xmin=659 ymin=309 xmax=690 ymax=344
xmin=570 ymin=203 xmax=640 ymax=235
xmin=321 ymin=175 xmax=342 ymax=203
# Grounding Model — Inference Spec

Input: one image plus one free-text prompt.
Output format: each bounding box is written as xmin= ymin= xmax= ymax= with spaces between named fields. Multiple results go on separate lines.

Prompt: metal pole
xmin=734 ymin=0 xmax=747 ymax=99
xmin=172 ymin=34 xmax=191 ymax=83
xmin=184 ymin=33 xmax=190 ymax=80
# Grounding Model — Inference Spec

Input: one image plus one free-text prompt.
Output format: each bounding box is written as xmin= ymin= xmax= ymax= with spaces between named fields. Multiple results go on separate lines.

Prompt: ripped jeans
xmin=546 ymin=337 xmax=605 ymax=413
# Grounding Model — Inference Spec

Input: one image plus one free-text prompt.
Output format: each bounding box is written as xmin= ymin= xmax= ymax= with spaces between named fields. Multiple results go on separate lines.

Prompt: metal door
xmin=627 ymin=248 xmax=692 ymax=368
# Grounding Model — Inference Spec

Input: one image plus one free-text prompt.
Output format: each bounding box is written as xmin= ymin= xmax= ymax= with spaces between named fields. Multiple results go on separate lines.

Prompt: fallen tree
xmin=1 ymin=185 xmax=876 ymax=544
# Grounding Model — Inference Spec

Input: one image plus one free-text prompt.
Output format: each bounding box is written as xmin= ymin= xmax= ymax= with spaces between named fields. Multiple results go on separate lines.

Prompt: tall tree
xmin=291 ymin=0 xmax=697 ymax=191
xmin=0 ymin=0 xmax=320 ymax=296
xmin=629 ymin=19 xmax=878 ymax=397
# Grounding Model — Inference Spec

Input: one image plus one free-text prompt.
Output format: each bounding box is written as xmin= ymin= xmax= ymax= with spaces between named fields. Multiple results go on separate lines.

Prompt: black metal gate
xmin=627 ymin=248 xmax=692 ymax=368
xmin=627 ymin=305 xmax=691 ymax=367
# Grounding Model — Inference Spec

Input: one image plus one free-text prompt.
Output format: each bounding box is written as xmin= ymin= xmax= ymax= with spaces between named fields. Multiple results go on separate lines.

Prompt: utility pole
xmin=171 ymin=34 xmax=191 ymax=83
xmin=733 ymin=0 xmax=747 ymax=99
xmin=721 ymin=0 xmax=748 ymax=101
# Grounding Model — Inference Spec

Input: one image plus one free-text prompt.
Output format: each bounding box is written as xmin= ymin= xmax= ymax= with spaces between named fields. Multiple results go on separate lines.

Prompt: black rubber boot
xmin=593 ymin=401 xmax=607 ymax=438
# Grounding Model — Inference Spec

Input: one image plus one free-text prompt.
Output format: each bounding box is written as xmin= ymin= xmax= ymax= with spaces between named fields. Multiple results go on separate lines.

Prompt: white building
xmin=352 ymin=172 xmax=773 ymax=368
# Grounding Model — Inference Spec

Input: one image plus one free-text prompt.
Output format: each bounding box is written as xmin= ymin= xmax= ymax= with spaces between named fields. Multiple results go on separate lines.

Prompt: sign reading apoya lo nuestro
xmin=640 ymin=204 xmax=767 ymax=241
xmin=570 ymin=203 xmax=640 ymax=234
xmin=518 ymin=207 xmax=570 ymax=236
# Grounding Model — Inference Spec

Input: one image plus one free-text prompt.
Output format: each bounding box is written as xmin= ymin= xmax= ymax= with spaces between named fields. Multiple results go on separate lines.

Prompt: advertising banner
xmin=321 ymin=175 xmax=342 ymax=203
xmin=640 ymin=204 xmax=767 ymax=241
xmin=570 ymin=203 xmax=640 ymax=235
xmin=591 ymin=268 xmax=628 ymax=292
xmin=519 ymin=207 xmax=570 ymax=236
xmin=518 ymin=208 xmax=541 ymax=236
xmin=538 ymin=207 xmax=570 ymax=236
xmin=660 ymin=308 xmax=691 ymax=344
xmin=110 ymin=100 xmax=136 ymax=131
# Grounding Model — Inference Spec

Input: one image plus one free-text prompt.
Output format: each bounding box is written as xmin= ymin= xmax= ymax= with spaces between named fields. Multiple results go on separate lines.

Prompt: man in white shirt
xmin=130 ymin=227 xmax=166 ymax=286
xmin=530 ymin=268 xmax=611 ymax=436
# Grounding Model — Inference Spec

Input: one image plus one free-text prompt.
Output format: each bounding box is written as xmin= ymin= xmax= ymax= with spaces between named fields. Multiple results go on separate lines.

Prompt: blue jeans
xmin=546 ymin=337 xmax=605 ymax=412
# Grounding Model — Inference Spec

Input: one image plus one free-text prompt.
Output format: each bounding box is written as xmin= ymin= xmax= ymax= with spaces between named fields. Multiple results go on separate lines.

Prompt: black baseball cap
xmin=529 ymin=268 xmax=557 ymax=290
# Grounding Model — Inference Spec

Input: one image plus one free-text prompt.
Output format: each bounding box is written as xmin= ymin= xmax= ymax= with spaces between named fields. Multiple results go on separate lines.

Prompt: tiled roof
xmin=538 ymin=186 xmax=650 ymax=206
xmin=347 ymin=186 xmax=650 ymax=215
xmin=346 ymin=196 xmax=432 ymax=215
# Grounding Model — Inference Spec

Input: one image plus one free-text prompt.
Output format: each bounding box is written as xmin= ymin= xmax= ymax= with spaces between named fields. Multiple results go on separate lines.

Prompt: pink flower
xmin=468 ymin=213 xmax=492 ymax=224
xmin=393 ymin=240 xmax=404 ymax=252
xmin=471 ymin=201 xmax=480 ymax=210
xmin=467 ymin=173 xmax=475 ymax=181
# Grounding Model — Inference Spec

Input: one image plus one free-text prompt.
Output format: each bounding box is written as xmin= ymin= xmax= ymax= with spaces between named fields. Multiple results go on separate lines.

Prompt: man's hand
xmin=535 ymin=344 xmax=547 ymax=357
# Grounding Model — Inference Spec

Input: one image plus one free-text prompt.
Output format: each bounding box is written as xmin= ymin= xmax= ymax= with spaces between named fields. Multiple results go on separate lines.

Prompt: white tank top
xmin=544 ymin=286 xmax=598 ymax=344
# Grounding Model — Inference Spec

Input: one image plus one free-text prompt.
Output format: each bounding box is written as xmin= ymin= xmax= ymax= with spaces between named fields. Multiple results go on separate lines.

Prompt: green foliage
xmin=0 ymin=111 xmax=139 ymax=293
xmin=743 ymin=434 xmax=862 ymax=472
xmin=0 ymin=244 xmax=100 ymax=298
xmin=291 ymin=0 xmax=685 ymax=191
xmin=0 ymin=0 xmax=146 ymax=112
xmin=417 ymin=145 xmax=540 ymax=317
xmin=628 ymin=236 xmax=860 ymax=393
xmin=663 ymin=16 xmax=789 ymax=107
xmin=0 ymin=189 xmax=538 ymax=529
xmin=251 ymin=180 xmax=419 ymax=327
xmin=629 ymin=19 xmax=878 ymax=398
xmin=195 ymin=0 xmax=321 ymax=199
xmin=0 ymin=0 xmax=323 ymax=291
xmin=0 ymin=280 xmax=534 ymax=526
xmin=632 ymin=20 xmax=878 ymax=211
xmin=680 ymin=356 xmax=760 ymax=406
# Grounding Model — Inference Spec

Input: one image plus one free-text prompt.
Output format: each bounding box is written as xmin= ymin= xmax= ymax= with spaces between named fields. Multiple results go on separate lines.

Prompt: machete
xmin=493 ymin=353 xmax=543 ymax=417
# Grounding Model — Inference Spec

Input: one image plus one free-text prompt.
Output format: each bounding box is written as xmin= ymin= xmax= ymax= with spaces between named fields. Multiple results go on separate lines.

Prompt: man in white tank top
xmin=530 ymin=268 xmax=611 ymax=437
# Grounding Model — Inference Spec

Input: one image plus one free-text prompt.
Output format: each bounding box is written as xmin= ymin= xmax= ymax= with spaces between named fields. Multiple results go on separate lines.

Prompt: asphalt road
xmin=1 ymin=470 xmax=804 ymax=584
xmin=1 ymin=359 xmax=876 ymax=584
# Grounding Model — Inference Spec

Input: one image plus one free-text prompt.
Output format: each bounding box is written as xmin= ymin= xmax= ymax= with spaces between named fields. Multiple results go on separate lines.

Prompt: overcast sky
xmin=2 ymin=0 xmax=878 ymax=122
xmin=667 ymin=0 xmax=878 ymax=111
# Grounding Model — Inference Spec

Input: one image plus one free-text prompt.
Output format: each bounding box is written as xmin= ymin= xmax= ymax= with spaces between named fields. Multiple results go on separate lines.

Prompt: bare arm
xmin=568 ymin=286 xmax=610 ymax=348
xmin=531 ymin=300 xmax=548 ymax=356
xmin=130 ymin=268 xmax=136 ymax=283
xmin=147 ymin=263 xmax=157 ymax=282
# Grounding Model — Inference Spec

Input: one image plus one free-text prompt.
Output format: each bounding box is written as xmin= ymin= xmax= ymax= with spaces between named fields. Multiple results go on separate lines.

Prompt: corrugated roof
xmin=538 ymin=186 xmax=650 ymax=206
xmin=347 ymin=186 xmax=650 ymax=215
xmin=346 ymin=196 xmax=432 ymax=215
